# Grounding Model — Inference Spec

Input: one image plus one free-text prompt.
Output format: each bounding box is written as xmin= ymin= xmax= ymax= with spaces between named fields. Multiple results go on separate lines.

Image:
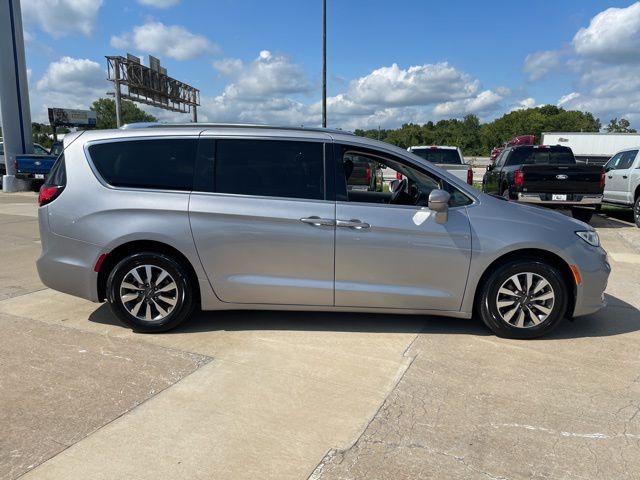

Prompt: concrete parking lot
xmin=1 ymin=192 xmax=639 ymax=480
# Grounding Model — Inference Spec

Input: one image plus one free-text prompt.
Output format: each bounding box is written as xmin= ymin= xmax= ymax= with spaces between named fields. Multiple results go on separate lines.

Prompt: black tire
xmin=502 ymin=186 xmax=510 ymax=200
xmin=634 ymin=196 xmax=640 ymax=228
xmin=571 ymin=207 xmax=593 ymax=224
xmin=106 ymin=252 xmax=195 ymax=333
xmin=477 ymin=259 xmax=568 ymax=339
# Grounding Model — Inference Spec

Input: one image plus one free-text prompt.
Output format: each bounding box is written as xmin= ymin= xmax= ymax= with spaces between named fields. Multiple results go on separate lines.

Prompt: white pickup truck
xmin=407 ymin=145 xmax=473 ymax=185
xmin=602 ymin=147 xmax=640 ymax=227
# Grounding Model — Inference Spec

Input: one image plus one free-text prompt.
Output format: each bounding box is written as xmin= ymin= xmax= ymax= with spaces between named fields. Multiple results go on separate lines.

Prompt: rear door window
xmin=411 ymin=148 xmax=462 ymax=165
xmin=88 ymin=138 xmax=197 ymax=190
xmin=214 ymin=139 xmax=325 ymax=200
xmin=507 ymin=148 xmax=575 ymax=166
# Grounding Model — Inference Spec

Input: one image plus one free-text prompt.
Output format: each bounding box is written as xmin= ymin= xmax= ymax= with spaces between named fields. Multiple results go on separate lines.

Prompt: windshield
xmin=507 ymin=147 xmax=575 ymax=166
xmin=411 ymin=148 xmax=462 ymax=165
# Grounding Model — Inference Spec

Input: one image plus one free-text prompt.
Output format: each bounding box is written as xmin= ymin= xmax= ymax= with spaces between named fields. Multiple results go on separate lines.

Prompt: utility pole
xmin=322 ymin=0 xmax=327 ymax=128
xmin=113 ymin=61 xmax=123 ymax=128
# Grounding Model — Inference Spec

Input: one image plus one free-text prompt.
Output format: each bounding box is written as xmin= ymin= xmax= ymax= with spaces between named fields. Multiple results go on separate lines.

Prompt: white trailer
xmin=541 ymin=132 xmax=640 ymax=165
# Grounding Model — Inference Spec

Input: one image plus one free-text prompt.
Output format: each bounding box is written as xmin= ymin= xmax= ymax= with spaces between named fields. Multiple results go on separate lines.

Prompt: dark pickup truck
xmin=482 ymin=145 xmax=604 ymax=223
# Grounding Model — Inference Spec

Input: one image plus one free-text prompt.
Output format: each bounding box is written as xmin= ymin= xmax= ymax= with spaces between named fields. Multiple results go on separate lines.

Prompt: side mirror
xmin=428 ymin=189 xmax=451 ymax=224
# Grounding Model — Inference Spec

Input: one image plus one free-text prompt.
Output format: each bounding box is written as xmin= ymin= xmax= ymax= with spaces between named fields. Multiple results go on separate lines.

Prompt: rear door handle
xmin=300 ymin=216 xmax=335 ymax=227
xmin=607 ymin=175 xmax=613 ymax=178
xmin=337 ymin=219 xmax=370 ymax=229
xmin=623 ymin=175 xmax=628 ymax=179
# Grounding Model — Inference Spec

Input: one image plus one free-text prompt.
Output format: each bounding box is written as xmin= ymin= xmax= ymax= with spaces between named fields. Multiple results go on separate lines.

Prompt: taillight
xmin=38 ymin=185 xmax=63 ymax=206
xmin=466 ymin=168 xmax=473 ymax=185
xmin=514 ymin=170 xmax=524 ymax=187
xmin=365 ymin=166 xmax=372 ymax=182
xmin=396 ymin=171 xmax=402 ymax=180
xmin=599 ymin=170 xmax=605 ymax=190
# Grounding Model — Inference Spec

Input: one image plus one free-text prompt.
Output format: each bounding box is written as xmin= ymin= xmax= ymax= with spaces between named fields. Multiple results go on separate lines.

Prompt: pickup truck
xmin=407 ymin=145 xmax=473 ymax=185
xmin=1 ymin=142 xmax=49 ymax=175
xmin=483 ymin=145 xmax=604 ymax=223
xmin=16 ymin=153 xmax=58 ymax=182
xmin=602 ymin=147 xmax=640 ymax=227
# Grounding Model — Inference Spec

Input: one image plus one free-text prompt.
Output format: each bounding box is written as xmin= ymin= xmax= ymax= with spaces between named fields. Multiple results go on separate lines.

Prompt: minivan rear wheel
xmin=478 ymin=259 xmax=568 ymax=339
xmin=106 ymin=252 xmax=194 ymax=332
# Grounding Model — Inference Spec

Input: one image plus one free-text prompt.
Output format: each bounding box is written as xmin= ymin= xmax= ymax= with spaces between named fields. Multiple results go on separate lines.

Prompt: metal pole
xmin=192 ymin=105 xmax=197 ymax=123
xmin=322 ymin=0 xmax=327 ymax=128
xmin=114 ymin=60 xmax=123 ymax=128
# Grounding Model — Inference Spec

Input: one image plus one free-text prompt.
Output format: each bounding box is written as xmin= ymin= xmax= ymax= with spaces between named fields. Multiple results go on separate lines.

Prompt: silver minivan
xmin=37 ymin=124 xmax=610 ymax=338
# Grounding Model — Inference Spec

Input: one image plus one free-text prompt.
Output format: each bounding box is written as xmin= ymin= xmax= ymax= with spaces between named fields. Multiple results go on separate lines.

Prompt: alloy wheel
xmin=495 ymin=272 xmax=555 ymax=328
xmin=119 ymin=264 xmax=178 ymax=321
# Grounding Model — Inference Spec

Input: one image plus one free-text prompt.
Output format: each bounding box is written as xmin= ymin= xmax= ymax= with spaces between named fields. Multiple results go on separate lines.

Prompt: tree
xmin=90 ymin=98 xmax=157 ymax=129
xmin=605 ymin=117 xmax=637 ymax=133
xmin=353 ymin=106 xmax=602 ymax=156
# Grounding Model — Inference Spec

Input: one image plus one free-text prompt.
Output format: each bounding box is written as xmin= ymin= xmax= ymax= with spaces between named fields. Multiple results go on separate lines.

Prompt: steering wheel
xmin=390 ymin=177 xmax=408 ymax=204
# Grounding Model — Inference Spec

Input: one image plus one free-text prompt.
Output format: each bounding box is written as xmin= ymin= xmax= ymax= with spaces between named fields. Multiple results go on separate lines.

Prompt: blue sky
xmin=18 ymin=0 xmax=640 ymax=129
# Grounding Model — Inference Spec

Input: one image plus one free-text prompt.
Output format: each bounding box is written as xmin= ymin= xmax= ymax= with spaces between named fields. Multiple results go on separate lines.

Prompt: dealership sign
xmin=48 ymin=108 xmax=97 ymax=127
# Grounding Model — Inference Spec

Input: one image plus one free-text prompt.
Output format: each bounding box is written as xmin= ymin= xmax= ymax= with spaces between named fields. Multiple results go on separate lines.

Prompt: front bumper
xmin=571 ymin=245 xmax=610 ymax=317
xmin=517 ymin=193 xmax=602 ymax=205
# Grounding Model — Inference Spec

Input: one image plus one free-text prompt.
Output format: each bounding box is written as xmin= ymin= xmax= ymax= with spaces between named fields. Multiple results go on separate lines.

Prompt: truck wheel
xmin=571 ymin=207 xmax=593 ymax=224
xmin=502 ymin=187 xmax=510 ymax=200
xmin=634 ymin=196 xmax=640 ymax=228
xmin=477 ymin=259 xmax=567 ymax=339
xmin=106 ymin=252 xmax=195 ymax=333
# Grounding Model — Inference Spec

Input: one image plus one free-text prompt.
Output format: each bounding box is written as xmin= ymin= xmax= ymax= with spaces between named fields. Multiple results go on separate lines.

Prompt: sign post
xmin=107 ymin=55 xmax=200 ymax=125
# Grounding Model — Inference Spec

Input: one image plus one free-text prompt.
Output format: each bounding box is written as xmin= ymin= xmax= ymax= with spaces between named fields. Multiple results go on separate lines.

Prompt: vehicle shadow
xmin=592 ymin=210 xmax=635 ymax=228
xmin=88 ymin=293 xmax=639 ymax=339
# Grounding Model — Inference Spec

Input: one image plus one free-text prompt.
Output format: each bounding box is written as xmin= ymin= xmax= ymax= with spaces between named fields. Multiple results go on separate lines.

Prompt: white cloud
xmin=22 ymin=0 xmax=103 ymax=37
xmin=30 ymin=57 xmax=108 ymax=121
xmin=202 ymin=58 xmax=508 ymax=129
xmin=111 ymin=22 xmax=219 ymax=61
xmin=213 ymin=50 xmax=311 ymax=98
xmin=433 ymin=90 xmax=503 ymax=117
xmin=343 ymin=62 xmax=479 ymax=107
xmin=523 ymin=50 xmax=562 ymax=81
xmin=138 ymin=0 xmax=181 ymax=8
xmin=557 ymin=92 xmax=580 ymax=107
xmin=573 ymin=2 xmax=640 ymax=64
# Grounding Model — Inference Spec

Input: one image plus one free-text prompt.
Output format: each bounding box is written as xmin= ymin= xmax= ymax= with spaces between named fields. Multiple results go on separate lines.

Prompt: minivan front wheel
xmin=478 ymin=259 xmax=568 ymax=339
xmin=106 ymin=252 xmax=194 ymax=332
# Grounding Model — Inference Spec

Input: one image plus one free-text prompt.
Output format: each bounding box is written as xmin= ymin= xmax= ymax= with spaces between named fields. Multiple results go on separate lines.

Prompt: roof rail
xmin=119 ymin=122 xmax=354 ymax=135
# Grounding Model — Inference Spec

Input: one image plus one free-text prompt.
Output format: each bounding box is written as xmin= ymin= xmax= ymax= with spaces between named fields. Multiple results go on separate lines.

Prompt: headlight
xmin=576 ymin=230 xmax=600 ymax=247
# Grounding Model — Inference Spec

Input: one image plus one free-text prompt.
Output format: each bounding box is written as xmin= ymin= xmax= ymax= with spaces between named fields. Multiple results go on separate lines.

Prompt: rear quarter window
xmin=88 ymin=139 xmax=197 ymax=190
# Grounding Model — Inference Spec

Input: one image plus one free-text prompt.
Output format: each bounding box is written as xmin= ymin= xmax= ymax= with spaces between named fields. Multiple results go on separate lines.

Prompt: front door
xmin=333 ymin=145 xmax=472 ymax=311
xmin=189 ymin=137 xmax=335 ymax=306
xmin=604 ymin=150 xmax=637 ymax=204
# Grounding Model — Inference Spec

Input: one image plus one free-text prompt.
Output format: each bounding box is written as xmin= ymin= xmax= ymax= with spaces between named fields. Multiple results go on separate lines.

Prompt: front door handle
xmin=623 ymin=175 xmax=628 ymax=179
xmin=337 ymin=219 xmax=370 ymax=229
xmin=300 ymin=216 xmax=335 ymax=227
xmin=607 ymin=175 xmax=613 ymax=178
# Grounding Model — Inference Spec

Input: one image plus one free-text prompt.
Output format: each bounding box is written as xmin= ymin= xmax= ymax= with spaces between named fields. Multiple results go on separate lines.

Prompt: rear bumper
xmin=36 ymin=207 xmax=102 ymax=302
xmin=17 ymin=173 xmax=47 ymax=180
xmin=517 ymin=193 xmax=602 ymax=206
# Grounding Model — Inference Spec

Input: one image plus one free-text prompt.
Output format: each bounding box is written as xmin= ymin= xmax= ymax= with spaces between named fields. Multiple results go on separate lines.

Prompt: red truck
xmin=490 ymin=135 xmax=535 ymax=161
